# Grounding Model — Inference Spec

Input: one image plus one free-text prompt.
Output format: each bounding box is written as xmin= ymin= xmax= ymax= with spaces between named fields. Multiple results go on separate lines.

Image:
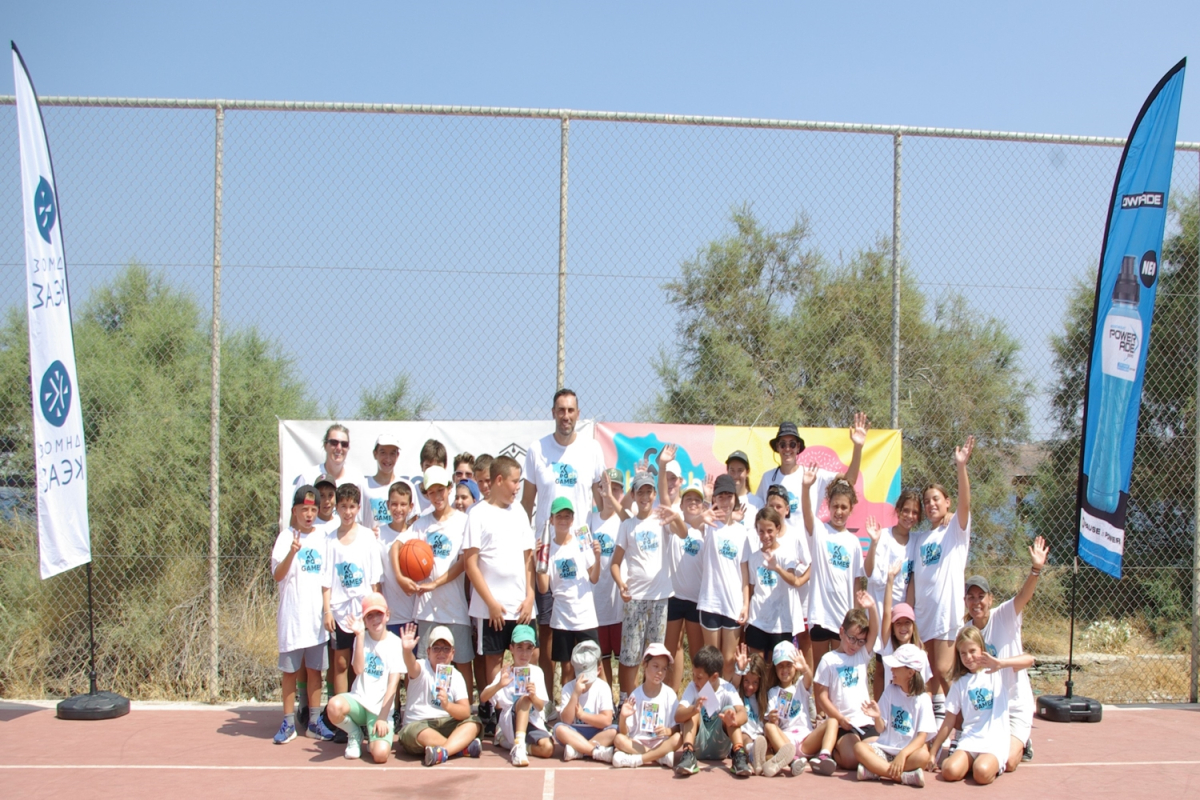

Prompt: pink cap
xmin=361 ymin=592 xmax=389 ymax=619
xmin=642 ymin=642 xmax=674 ymax=664
xmin=891 ymin=602 xmax=915 ymax=623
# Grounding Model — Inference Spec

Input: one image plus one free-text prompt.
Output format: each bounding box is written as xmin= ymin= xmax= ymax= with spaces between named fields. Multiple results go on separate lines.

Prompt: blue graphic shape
xmin=427 ymin=532 xmax=451 ymax=559
xmin=611 ymin=432 xmax=706 ymax=485
xmin=837 ymin=666 xmax=859 ymax=687
xmin=682 ymin=536 xmax=701 ymax=557
xmin=39 ymin=360 xmax=71 ymax=427
xmin=635 ymin=529 xmax=659 ymax=553
xmin=365 ymin=652 xmax=384 ymax=679
xmin=596 ymin=532 xmax=615 ymax=557
xmin=757 ymin=566 xmax=778 ymax=588
xmin=920 ymin=542 xmax=942 ymax=567
xmin=968 ymin=687 xmax=994 ymax=711
xmin=986 ymin=643 xmax=998 ymax=657
xmin=556 ymin=558 xmax=577 ymax=580
xmin=34 ymin=176 xmax=56 ymax=243
xmin=298 ymin=547 xmax=323 ymax=574
xmin=718 ymin=538 xmax=739 ymax=560
xmin=371 ymin=497 xmax=392 ymax=524
xmin=826 ymin=541 xmax=850 ymax=570
xmin=338 ymin=562 xmax=365 ymax=589
xmin=891 ymin=707 xmax=913 ymax=735
xmin=551 ymin=461 xmax=579 ymax=488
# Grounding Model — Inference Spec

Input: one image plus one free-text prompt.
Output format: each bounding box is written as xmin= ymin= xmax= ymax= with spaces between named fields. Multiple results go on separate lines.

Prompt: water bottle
xmin=536 ymin=519 xmax=552 ymax=574
xmin=1086 ymin=255 xmax=1142 ymax=513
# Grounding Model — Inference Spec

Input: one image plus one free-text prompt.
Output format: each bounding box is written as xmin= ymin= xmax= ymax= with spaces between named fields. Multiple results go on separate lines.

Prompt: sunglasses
xmin=326 ymin=439 xmax=349 ymax=449
xmin=429 ymin=644 xmax=453 ymax=653
xmin=777 ymin=440 xmax=802 ymax=450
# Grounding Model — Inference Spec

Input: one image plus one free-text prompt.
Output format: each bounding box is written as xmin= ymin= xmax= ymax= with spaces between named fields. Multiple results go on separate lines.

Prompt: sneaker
xmin=788 ymin=757 xmax=808 ymax=777
xmin=306 ymin=717 xmax=336 ymax=741
xmin=479 ymin=702 xmax=497 ymax=739
xmin=751 ymin=736 xmax=768 ymax=775
xmin=812 ymin=753 xmax=837 ymax=776
xmin=333 ymin=728 xmax=348 ymax=745
xmin=1023 ymin=739 xmax=1034 ymax=762
xmin=424 ymin=745 xmax=449 ymax=766
xmin=731 ymin=747 xmax=751 ymax=778
xmin=465 ymin=738 xmax=482 ymax=759
xmin=592 ymin=745 xmax=614 ymax=764
xmin=675 ymin=747 xmax=699 ymax=776
xmin=761 ymin=742 xmax=795 ymax=778
xmin=272 ymin=718 xmax=297 ymax=745
xmin=656 ymin=751 xmax=674 ymax=769
xmin=856 ymin=764 xmax=880 ymax=781
xmin=511 ymin=742 xmax=530 ymax=767
xmin=344 ymin=728 xmax=362 ymax=760
xmin=901 ymin=768 xmax=925 ymax=788
xmin=612 ymin=750 xmax=642 ymax=769
xmin=563 ymin=744 xmax=580 ymax=762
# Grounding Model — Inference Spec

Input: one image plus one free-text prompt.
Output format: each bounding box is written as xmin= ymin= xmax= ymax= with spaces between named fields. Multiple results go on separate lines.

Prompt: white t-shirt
xmin=548 ymin=535 xmax=599 ymax=630
xmin=314 ymin=515 xmax=340 ymax=538
xmin=755 ymin=466 xmax=835 ymax=519
xmin=405 ymin=657 xmax=469 ymax=722
xmin=669 ymin=524 xmax=705 ymax=603
xmin=875 ymin=637 xmax=933 ymax=688
xmin=348 ymin=631 xmax=406 ymax=716
xmin=614 ymin=515 xmax=673 ymax=601
xmin=524 ymin=433 xmax=605 ymax=538
xmin=588 ymin=510 xmax=626 ymax=626
xmin=748 ymin=546 xmax=799 ymax=634
xmin=867 ymin=528 xmax=914 ymax=609
xmin=806 ymin=521 xmax=865 ymax=632
xmin=814 ymin=647 xmax=873 ymax=728
xmin=741 ymin=694 xmax=764 ymax=739
xmin=767 ymin=680 xmax=813 ymax=735
xmin=697 ymin=522 xmax=751 ymax=619
xmin=680 ymin=678 xmax=744 ymax=724
xmin=911 ymin=513 xmax=971 ymax=640
xmin=946 ymin=668 xmax=1015 ymax=769
xmin=969 ymin=599 xmax=1034 ymax=720
xmin=486 ymin=663 xmax=549 ymax=729
xmin=464 ymin=501 xmax=535 ymax=620
xmin=738 ymin=492 xmax=763 ymax=515
xmin=773 ymin=524 xmax=812 ymax=631
xmin=378 ymin=525 xmax=422 ymax=625
xmin=324 ymin=527 xmax=384 ymax=631
xmin=271 ymin=527 xmax=330 ymax=652
xmin=625 ymin=684 xmax=678 ymax=743
xmin=873 ymin=683 xmax=937 ymax=755
xmin=412 ymin=510 xmax=470 ymax=625
xmin=293 ymin=464 xmax=358 ymax=489
xmin=558 ymin=677 xmax=615 ymax=724
xmin=360 ymin=475 xmax=395 ymax=529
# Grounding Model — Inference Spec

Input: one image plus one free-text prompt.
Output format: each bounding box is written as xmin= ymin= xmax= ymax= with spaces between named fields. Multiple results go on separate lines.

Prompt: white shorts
xmin=1009 ymin=696 xmax=1033 ymax=744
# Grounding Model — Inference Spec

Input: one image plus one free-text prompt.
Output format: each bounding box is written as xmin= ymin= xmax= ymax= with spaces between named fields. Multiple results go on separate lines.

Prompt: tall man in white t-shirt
xmin=521 ymin=389 xmax=606 ymax=690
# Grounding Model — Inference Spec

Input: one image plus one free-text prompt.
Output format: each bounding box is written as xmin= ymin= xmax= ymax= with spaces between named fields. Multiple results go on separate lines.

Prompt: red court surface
xmin=2 ymin=701 xmax=1198 ymax=798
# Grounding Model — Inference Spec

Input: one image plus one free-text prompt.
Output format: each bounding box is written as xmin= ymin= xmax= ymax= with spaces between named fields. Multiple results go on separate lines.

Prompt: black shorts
xmin=699 ymin=609 xmax=740 ymax=631
xmin=535 ymin=590 xmax=554 ymax=626
xmin=809 ymin=624 xmax=840 ymax=642
xmin=476 ymin=618 xmax=540 ymax=656
xmin=837 ymin=724 xmax=879 ymax=742
xmin=332 ymin=625 xmax=356 ymax=651
xmin=551 ymin=627 xmax=600 ymax=663
xmin=667 ymin=596 xmax=700 ymax=623
xmin=744 ymin=624 xmax=791 ymax=654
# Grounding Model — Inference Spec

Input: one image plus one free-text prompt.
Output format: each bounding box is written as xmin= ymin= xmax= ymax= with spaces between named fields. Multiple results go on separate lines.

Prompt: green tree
xmin=357 ymin=374 xmax=431 ymax=420
xmin=655 ymin=207 xmax=1031 ymax=550
xmin=1031 ymin=193 xmax=1197 ymax=648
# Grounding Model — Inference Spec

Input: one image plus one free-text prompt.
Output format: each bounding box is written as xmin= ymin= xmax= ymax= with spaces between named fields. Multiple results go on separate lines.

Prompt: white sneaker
xmin=612 ymin=751 xmax=642 ymax=768
xmin=856 ymin=764 xmax=880 ymax=781
xmin=656 ymin=751 xmax=674 ymax=769
xmin=902 ymin=768 xmax=925 ymax=788
xmin=563 ymin=744 xmax=580 ymax=762
xmin=592 ymin=745 xmax=614 ymax=763
xmin=511 ymin=742 xmax=530 ymax=767
xmin=343 ymin=728 xmax=362 ymax=760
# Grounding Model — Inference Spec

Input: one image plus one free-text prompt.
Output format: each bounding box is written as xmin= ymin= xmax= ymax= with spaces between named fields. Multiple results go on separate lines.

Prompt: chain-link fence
xmin=0 ymin=97 xmax=1197 ymax=704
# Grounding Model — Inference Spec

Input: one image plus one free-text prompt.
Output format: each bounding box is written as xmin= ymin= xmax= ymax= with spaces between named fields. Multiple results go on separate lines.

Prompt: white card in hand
xmin=697 ymin=680 xmax=720 ymax=714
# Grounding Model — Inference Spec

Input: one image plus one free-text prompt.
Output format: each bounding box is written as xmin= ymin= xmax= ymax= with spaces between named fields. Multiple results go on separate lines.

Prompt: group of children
xmin=270 ymin=410 xmax=1043 ymax=785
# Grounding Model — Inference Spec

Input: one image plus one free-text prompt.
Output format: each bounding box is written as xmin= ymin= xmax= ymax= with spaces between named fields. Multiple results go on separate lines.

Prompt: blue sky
xmin=3 ymin=2 xmax=1200 ymax=434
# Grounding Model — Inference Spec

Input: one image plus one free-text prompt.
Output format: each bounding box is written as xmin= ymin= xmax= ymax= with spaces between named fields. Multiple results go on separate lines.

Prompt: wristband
xmin=734 ymin=664 xmax=750 ymax=676
xmin=1030 ymin=569 xmax=1041 ymax=577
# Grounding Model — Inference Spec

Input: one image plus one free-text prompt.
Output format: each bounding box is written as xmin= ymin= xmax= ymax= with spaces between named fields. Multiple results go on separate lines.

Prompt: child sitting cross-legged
xmin=760 ymin=640 xmax=839 ymax=777
xmin=854 ymin=643 xmax=935 ymax=787
xmin=397 ymin=624 xmax=483 ymax=766
xmin=674 ymin=645 xmax=752 ymax=778
xmin=553 ymin=641 xmax=618 ymax=762
xmin=478 ymin=624 xmax=552 ymax=767
xmin=612 ymin=643 xmax=682 ymax=768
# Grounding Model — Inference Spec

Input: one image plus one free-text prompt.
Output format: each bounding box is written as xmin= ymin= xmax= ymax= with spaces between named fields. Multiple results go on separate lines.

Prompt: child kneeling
xmin=479 ymin=624 xmax=553 ymax=766
xmin=612 ymin=643 xmax=681 ymax=768
xmin=854 ymin=644 xmax=935 ymax=787
xmin=553 ymin=641 xmax=618 ymax=762
xmin=674 ymin=645 xmax=751 ymax=778
xmin=397 ymin=624 xmax=483 ymax=766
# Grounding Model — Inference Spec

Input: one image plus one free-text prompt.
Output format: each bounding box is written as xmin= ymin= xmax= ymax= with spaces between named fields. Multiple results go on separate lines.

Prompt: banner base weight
xmin=57 ymin=691 xmax=130 ymax=721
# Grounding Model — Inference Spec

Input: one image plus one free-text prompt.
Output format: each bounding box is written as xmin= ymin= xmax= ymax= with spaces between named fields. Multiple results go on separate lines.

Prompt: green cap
xmin=550 ymin=496 xmax=575 ymax=516
xmin=511 ymin=624 xmax=537 ymax=646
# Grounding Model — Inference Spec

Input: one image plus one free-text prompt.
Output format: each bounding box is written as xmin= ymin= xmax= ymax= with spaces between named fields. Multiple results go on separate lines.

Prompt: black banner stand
xmin=1035 ymin=557 xmax=1102 ymax=723
xmin=56 ymin=563 xmax=130 ymax=720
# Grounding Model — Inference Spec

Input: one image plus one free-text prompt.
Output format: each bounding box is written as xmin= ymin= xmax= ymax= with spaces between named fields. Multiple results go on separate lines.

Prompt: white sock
xmin=332 ymin=714 xmax=358 ymax=736
xmin=931 ymin=692 xmax=945 ymax=722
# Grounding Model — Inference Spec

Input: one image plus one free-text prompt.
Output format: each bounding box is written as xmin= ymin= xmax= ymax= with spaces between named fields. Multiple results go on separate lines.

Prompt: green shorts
xmin=340 ymin=696 xmax=394 ymax=744
xmin=694 ymin=712 xmax=732 ymax=761
xmin=398 ymin=715 xmax=482 ymax=756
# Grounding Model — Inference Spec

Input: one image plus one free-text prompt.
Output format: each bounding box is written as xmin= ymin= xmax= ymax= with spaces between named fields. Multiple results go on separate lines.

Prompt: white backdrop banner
xmin=278 ymin=419 xmax=593 ymax=524
xmin=14 ymin=45 xmax=91 ymax=579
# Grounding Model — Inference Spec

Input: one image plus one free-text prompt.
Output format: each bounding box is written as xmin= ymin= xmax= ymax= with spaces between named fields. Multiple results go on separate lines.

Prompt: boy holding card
xmin=554 ymin=641 xmax=618 ymax=762
xmin=612 ymin=643 xmax=681 ymax=768
xmin=398 ymin=624 xmax=483 ymax=766
xmin=479 ymin=624 xmax=552 ymax=766
xmin=674 ymin=645 xmax=752 ymax=778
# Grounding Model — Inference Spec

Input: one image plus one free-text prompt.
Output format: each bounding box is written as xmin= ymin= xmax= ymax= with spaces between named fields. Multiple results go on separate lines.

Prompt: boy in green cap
xmin=537 ymin=496 xmax=602 ymax=691
xmin=479 ymin=623 xmax=552 ymax=766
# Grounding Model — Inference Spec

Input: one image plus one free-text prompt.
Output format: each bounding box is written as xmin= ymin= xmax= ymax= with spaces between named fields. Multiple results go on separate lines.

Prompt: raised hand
xmin=1030 ymin=536 xmax=1049 ymax=571
xmin=704 ymin=473 xmax=716 ymax=501
xmin=290 ymin=530 xmax=302 ymax=555
xmin=801 ymin=463 xmax=818 ymax=488
xmin=653 ymin=506 xmax=679 ymax=525
xmin=576 ymin=674 xmax=591 ymax=694
xmin=400 ymin=622 xmax=418 ymax=651
xmin=656 ymin=443 xmax=678 ymax=467
xmin=850 ymin=412 xmax=868 ymax=448
xmin=347 ymin=614 xmax=364 ymax=635
xmin=764 ymin=551 xmax=780 ymax=574
xmin=887 ymin=559 xmax=902 ymax=581
xmin=955 ymin=435 xmax=976 ymax=467
xmin=861 ymin=699 xmax=881 ymax=718
xmin=855 ymin=589 xmax=876 ymax=610
xmin=498 ymin=664 xmax=513 ymax=687
xmin=979 ymin=651 xmax=1003 ymax=674
xmin=735 ymin=643 xmax=749 ymax=674
xmin=730 ymin=502 xmax=745 ymax=523
xmin=864 ymin=515 xmax=881 ymax=544
xmin=620 ymin=697 xmax=635 ymax=719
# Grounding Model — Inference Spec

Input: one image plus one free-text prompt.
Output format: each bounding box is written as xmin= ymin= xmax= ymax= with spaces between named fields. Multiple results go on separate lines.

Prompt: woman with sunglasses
xmin=754 ymin=415 xmax=868 ymax=525
xmin=294 ymin=424 xmax=357 ymax=489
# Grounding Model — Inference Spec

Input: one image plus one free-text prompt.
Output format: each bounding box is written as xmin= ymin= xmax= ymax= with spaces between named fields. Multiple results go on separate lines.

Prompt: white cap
xmin=427 ymin=625 xmax=455 ymax=647
xmin=772 ymin=640 xmax=799 ymax=665
xmin=422 ymin=465 xmax=453 ymax=491
xmin=642 ymin=642 xmax=674 ymax=664
xmin=665 ymin=460 xmax=682 ymax=477
xmin=882 ymin=643 xmax=927 ymax=672
xmin=374 ymin=433 xmax=402 ymax=449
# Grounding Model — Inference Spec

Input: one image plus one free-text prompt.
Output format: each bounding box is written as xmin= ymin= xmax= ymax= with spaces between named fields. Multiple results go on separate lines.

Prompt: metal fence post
xmin=1192 ymin=151 xmax=1200 ymax=705
xmin=890 ymin=133 xmax=903 ymax=430
xmin=208 ymin=104 xmax=224 ymax=703
xmin=556 ymin=115 xmax=569 ymax=392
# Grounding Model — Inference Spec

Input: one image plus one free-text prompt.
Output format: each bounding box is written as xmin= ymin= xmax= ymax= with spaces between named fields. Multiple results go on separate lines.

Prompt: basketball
xmin=398 ymin=538 xmax=435 ymax=581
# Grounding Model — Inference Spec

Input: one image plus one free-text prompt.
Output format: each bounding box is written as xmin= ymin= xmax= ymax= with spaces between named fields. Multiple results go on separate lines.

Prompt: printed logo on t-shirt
xmin=370 ymin=497 xmax=392 ymax=524
xmin=426 ymin=531 xmax=451 ymax=559
xmin=757 ymin=566 xmax=778 ymax=588
xmin=718 ymin=538 xmax=740 ymax=560
xmin=683 ymin=536 xmax=701 ymax=557
xmin=901 ymin=559 xmax=914 ymax=579
xmin=298 ymin=547 xmax=323 ymax=574
xmin=337 ymin=562 xmax=365 ymax=589
xmin=891 ymin=706 xmax=913 ymax=735
xmin=365 ymin=651 xmax=384 ymax=679
xmin=746 ymin=703 xmax=759 ymax=723
xmin=635 ymin=529 xmax=659 ymax=553
xmin=986 ymin=642 xmax=998 ymax=657
xmin=826 ymin=541 xmax=850 ymax=570
xmin=555 ymin=558 xmax=577 ymax=580
xmin=551 ymin=462 xmax=578 ymax=488
xmin=837 ymin=666 xmax=859 ymax=687
xmin=920 ymin=542 xmax=942 ymax=567
xmin=787 ymin=490 xmax=799 ymax=515
xmin=596 ymin=532 xmax=616 ymax=557
xmin=967 ymin=687 xmax=994 ymax=711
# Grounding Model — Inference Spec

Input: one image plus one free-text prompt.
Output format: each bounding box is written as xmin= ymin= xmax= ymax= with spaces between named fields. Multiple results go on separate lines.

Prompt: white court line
xmin=542 ymin=769 xmax=555 ymax=800
xmin=3 ymin=760 xmax=1200 ymax=771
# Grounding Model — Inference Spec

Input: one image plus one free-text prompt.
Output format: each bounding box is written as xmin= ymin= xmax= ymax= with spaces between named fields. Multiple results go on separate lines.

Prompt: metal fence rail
xmin=0 ymin=95 xmax=1197 ymax=704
